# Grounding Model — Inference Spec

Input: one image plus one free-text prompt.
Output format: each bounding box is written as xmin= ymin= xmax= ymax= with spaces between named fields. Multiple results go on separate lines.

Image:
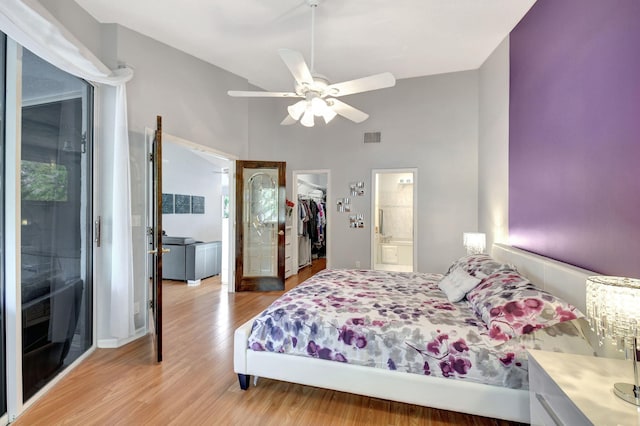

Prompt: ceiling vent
xmin=363 ymin=131 xmax=381 ymax=144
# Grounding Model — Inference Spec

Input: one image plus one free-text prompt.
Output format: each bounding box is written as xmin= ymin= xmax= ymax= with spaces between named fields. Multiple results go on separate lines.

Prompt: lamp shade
xmin=287 ymin=100 xmax=307 ymax=120
xmin=586 ymin=276 xmax=640 ymax=340
xmin=463 ymin=232 xmax=486 ymax=255
xmin=300 ymin=109 xmax=315 ymax=127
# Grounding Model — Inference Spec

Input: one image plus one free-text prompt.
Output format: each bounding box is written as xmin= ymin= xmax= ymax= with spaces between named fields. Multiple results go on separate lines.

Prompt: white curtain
xmin=0 ymin=0 xmax=136 ymax=338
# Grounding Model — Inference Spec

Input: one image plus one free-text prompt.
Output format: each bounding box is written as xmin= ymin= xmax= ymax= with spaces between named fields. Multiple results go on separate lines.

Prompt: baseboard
xmin=97 ymin=327 xmax=147 ymax=348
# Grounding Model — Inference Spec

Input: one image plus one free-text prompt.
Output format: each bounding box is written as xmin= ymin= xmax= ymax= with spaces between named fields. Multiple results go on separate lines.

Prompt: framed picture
xmin=175 ymin=194 xmax=191 ymax=214
xmin=222 ymin=195 xmax=229 ymax=219
xmin=162 ymin=193 xmax=174 ymax=214
xmin=191 ymin=195 xmax=205 ymax=214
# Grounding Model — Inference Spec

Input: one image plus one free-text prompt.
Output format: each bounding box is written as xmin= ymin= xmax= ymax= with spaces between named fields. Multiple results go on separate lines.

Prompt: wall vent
xmin=363 ymin=131 xmax=381 ymax=144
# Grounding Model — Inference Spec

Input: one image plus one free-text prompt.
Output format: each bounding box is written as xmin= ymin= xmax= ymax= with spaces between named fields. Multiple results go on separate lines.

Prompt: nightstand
xmin=528 ymin=349 xmax=640 ymax=425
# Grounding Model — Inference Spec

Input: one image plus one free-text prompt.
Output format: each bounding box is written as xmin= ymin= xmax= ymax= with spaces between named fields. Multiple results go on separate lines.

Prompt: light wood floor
xmin=16 ymin=260 xmax=522 ymax=425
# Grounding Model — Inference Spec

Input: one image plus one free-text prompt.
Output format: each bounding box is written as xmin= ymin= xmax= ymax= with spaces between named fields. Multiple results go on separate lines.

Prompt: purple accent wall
xmin=509 ymin=0 xmax=640 ymax=278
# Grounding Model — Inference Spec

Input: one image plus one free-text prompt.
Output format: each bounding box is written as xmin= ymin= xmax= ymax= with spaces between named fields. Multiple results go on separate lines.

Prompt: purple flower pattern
xmin=467 ymin=270 xmax=583 ymax=343
xmin=246 ymin=268 xmax=580 ymax=389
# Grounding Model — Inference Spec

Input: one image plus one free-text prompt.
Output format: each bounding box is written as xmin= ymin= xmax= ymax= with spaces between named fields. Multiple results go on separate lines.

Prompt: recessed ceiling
xmin=75 ymin=0 xmax=536 ymax=91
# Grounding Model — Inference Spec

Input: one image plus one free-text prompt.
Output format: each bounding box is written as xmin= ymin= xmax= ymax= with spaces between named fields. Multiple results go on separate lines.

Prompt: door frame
xmin=370 ymin=168 xmax=418 ymax=272
xmin=143 ymin=130 xmax=238 ymax=305
xmin=291 ymin=169 xmax=332 ymax=271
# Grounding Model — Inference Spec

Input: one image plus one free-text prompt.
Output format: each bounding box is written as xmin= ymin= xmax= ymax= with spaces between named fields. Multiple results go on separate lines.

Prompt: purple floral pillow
xmin=446 ymin=254 xmax=516 ymax=279
xmin=466 ymin=270 xmax=583 ymax=344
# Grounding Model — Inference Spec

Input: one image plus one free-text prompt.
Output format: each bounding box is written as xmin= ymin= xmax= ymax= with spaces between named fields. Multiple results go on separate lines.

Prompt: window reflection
xmin=20 ymin=49 xmax=93 ymax=401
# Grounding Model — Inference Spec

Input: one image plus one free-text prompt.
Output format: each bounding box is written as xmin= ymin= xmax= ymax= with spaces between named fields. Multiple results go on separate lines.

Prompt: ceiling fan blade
xmin=281 ymin=115 xmax=297 ymax=126
xmin=228 ymin=90 xmax=298 ymax=98
xmin=326 ymin=72 xmax=396 ymax=97
xmin=278 ymin=48 xmax=314 ymax=86
xmin=327 ymin=99 xmax=369 ymax=123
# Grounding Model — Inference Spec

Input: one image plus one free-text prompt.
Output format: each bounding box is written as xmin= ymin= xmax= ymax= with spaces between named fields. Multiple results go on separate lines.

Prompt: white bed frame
xmin=233 ymin=243 xmax=595 ymax=422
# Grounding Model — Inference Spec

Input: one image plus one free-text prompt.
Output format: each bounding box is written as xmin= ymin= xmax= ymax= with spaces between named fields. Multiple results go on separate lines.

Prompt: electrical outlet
xmin=134 ymin=301 xmax=140 ymax=314
xmin=355 ymin=261 xmax=361 ymax=268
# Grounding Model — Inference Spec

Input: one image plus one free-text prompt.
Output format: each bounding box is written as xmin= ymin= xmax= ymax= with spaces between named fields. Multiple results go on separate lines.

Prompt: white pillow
xmin=438 ymin=267 xmax=482 ymax=303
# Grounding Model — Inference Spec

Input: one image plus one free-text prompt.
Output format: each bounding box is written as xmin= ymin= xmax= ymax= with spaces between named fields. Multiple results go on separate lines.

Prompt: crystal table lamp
xmin=463 ymin=232 xmax=486 ymax=255
xmin=586 ymin=275 xmax=640 ymax=406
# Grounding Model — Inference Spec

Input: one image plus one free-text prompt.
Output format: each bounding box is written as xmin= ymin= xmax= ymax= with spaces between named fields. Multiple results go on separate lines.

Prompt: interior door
xmin=235 ymin=161 xmax=286 ymax=291
xmin=148 ymin=116 xmax=164 ymax=362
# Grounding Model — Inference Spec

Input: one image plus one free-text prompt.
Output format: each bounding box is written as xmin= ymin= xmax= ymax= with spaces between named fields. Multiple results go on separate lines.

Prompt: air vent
xmin=363 ymin=131 xmax=382 ymax=144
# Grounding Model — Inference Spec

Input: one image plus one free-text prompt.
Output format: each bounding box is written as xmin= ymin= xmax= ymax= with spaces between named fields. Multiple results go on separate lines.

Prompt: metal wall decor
xmin=350 ymin=181 xmax=365 ymax=196
xmin=349 ymin=214 xmax=365 ymax=228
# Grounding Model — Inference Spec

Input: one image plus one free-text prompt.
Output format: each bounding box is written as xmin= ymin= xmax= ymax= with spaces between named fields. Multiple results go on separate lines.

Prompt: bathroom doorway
xmin=371 ymin=169 xmax=417 ymax=272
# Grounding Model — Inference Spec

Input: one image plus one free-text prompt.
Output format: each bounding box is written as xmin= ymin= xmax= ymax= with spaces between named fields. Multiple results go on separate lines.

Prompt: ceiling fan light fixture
xmin=227 ymin=0 xmax=395 ymax=128
xmin=322 ymin=108 xmax=337 ymax=124
xmin=311 ymin=97 xmax=328 ymax=117
xmin=301 ymin=109 xmax=315 ymax=127
xmin=287 ymin=100 xmax=307 ymax=120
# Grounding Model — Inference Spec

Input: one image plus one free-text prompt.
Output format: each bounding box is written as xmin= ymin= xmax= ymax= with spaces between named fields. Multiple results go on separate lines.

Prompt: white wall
xmin=249 ymin=71 xmax=480 ymax=273
xmin=478 ymin=37 xmax=510 ymax=251
xmin=162 ymin=142 xmax=223 ymax=242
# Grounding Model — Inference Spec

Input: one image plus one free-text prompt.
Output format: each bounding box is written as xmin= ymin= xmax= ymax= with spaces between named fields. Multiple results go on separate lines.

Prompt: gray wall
xmin=249 ymin=72 xmax=480 ymax=273
xmin=42 ymin=0 xmax=497 ymax=343
xmin=109 ymin=27 xmax=250 ymax=340
xmin=43 ymin=0 xmax=251 ymax=343
xmin=162 ymin=142 xmax=223 ymax=242
xmin=478 ymin=38 xmax=510 ymax=251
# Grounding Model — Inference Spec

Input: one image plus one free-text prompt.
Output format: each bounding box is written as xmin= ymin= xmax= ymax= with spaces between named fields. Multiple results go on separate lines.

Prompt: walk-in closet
xmin=295 ymin=172 xmax=328 ymax=271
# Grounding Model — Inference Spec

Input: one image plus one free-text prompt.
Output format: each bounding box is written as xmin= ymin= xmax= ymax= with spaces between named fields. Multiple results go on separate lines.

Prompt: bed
xmin=233 ymin=243 xmax=597 ymax=422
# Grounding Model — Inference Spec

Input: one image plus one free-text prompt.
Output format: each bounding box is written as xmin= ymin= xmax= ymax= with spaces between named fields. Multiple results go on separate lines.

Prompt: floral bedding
xmin=247 ymin=269 xmax=588 ymax=390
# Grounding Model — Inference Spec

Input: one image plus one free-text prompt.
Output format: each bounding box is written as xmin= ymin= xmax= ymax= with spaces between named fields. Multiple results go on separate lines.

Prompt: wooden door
xmin=235 ymin=161 xmax=286 ymax=291
xmin=149 ymin=116 xmax=164 ymax=362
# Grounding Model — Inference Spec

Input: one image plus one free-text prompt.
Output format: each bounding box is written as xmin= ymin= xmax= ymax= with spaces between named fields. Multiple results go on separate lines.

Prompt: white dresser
xmin=528 ymin=349 xmax=640 ymax=425
xmin=284 ymin=225 xmax=293 ymax=278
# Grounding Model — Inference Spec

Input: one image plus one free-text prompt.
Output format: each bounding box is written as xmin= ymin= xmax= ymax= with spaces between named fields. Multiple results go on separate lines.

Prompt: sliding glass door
xmin=19 ymin=48 xmax=94 ymax=400
xmin=0 ymin=33 xmax=7 ymax=418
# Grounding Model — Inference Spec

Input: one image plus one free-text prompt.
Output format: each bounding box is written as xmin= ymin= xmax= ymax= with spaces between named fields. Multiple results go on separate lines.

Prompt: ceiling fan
xmin=227 ymin=0 xmax=396 ymax=127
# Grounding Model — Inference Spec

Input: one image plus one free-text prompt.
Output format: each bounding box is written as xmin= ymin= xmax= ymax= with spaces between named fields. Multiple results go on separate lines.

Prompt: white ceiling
xmin=75 ymin=0 xmax=536 ymax=91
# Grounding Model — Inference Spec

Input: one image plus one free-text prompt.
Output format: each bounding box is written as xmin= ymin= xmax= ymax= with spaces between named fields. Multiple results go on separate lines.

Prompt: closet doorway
xmin=371 ymin=168 xmax=418 ymax=272
xmin=292 ymin=170 xmax=331 ymax=274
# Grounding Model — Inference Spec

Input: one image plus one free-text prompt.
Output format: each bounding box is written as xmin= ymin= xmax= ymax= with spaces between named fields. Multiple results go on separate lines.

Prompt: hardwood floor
xmin=15 ymin=260 xmax=522 ymax=425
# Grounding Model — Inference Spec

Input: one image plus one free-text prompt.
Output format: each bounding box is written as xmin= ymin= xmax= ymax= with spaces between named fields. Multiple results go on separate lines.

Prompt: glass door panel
xmin=244 ymin=168 xmax=278 ymax=276
xmin=20 ymin=48 xmax=93 ymax=401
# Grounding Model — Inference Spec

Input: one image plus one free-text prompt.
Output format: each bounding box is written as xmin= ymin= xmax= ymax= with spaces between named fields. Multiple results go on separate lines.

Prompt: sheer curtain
xmin=0 ymin=0 xmax=136 ymax=339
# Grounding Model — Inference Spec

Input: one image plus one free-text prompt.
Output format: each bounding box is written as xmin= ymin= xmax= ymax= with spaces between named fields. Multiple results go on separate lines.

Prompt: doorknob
xmin=278 ymin=230 xmax=285 ymax=235
xmin=148 ymin=248 xmax=171 ymax=254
